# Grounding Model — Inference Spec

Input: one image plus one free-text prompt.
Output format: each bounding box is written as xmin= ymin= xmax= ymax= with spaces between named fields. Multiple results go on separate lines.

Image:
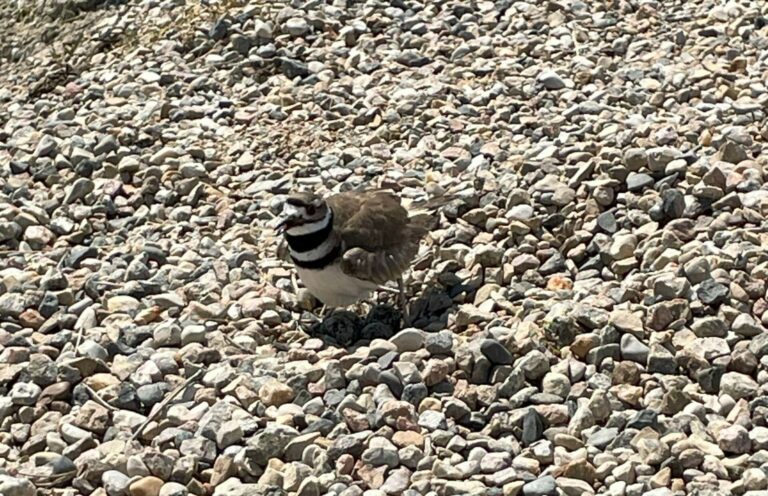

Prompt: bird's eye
xmin=305 ymin=205 xmax=316 ymax=216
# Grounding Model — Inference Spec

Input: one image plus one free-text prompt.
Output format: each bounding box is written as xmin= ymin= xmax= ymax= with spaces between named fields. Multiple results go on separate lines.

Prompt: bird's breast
xmin=296 ymin=264 xmax=379 ymax=307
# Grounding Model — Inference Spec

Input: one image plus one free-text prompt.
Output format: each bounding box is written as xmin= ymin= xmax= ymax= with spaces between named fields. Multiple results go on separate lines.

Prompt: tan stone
xmin=562 ymin=459 xmax=597 ymax=483
xmin=258 ymin=379 xmax=295 ymax=407
xmin=129 ymin=476 xmax=164 ymax=496
xmin=19 ymin=309 xmax=45 ymax=329
xmin=570 ymin=333 xmax=599 ymax=359
xmin=392 ymin=431 xmax=424 ymax=448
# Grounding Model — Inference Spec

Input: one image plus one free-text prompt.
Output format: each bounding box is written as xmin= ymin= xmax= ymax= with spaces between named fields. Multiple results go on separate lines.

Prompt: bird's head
xmin=276 ymin=192 xmax=330 ymax=235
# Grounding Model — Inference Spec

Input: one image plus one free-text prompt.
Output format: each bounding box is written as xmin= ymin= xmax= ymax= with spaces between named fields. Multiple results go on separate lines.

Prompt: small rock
xmin=425 ymin=331 xmax=453 ymax=355
xmin=697 ymin=279 xmax=729 ymax=306
xmin=103 ymin=470 xmax=132 ymax=496
xmin=557 ymin=478 xmax=594 ymax=496
xmin=620 ymin=334 xmax=650 ymax=364
xmin=0 ymin=475 xmax=35 ymax=496
xmin=538 ymin=70 xmax=566 ymax=90
xmin=10 ymin=382 xmax=42 ymax=405
xmin=661 ymin=189 xmax=685 ymax=219
xmin=258 ymin=379 xmax=295 ymax=406
xmin=717 ymin=141 xmax=747 ymax=163
xmin=64 ymin=178 xmax=95 ymax=204
xmin=720 ymin=372 xmax=759 ymax=400
xmin=717 ymin=425 xmax=750 ymax=454
xmin=480 ymin=339 xmax=514 ymax=365
xmin=418 ymin=410 xmax=447 ymax=431
xmin=284 ymin=17 xmax=310 ymax=36
xmin=647 ymin=345 xmax=676 ymax=374
xmin=522 ymin=475 xmax=557 ymax=496
xmin=129 ymin=476 xmax=164 ymax=496
xmin=733 ymin=314 xmax=764 ymax=337
xmin=626 ymin=173 xmax=654 ymax=191
xmin=541 ymin=373 xmax=570 ymax=398
xmin=690 ymin=317 xmax=727 ymax=338
xmin=390 ymin=329 xmax=424 ymax=352
xmin=522 ymin=408 xmax=546 ymax=446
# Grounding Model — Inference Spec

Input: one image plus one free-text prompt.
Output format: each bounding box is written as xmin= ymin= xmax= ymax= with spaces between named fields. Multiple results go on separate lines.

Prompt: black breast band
xmin=291 ymin=244 xmax=342 ymax=269
xmin=285 ymin=213 xmax=334 ymax=253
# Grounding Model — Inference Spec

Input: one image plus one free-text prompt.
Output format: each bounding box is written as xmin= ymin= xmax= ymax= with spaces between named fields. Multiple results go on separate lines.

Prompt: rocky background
xmin=2 ymin=0 xmax=768 ymax=495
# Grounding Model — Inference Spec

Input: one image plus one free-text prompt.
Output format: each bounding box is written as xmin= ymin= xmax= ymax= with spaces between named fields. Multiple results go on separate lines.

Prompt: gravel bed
xmin=2 ymin=0 xmax=768 ymax=495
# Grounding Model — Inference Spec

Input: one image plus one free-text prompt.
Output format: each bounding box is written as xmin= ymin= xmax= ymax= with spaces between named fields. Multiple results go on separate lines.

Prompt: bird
xmin=275 ymin=189 xmax=433 ymax=321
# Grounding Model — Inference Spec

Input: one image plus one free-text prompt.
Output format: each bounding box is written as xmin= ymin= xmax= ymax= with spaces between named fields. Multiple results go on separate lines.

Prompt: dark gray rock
xmin=522 ymin=408 xmax=545 ymax=447
xmin=626 ymin=172 xmax=654 ymax=191
xmin=480 ymin=339 xmax=514 ymax=365
xmin=620 ymin=334 xmax=650 ymax=364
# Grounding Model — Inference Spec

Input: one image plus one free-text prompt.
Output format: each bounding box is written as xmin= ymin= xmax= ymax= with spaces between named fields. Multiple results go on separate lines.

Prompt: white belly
xmin=296 ymin=264 xmax=379 ymax=307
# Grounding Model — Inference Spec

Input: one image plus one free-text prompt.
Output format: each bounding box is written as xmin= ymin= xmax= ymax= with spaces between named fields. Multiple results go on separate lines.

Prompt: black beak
xmin=275 ymin=214 xmax=300 ymax=234
xmin=275 ymin=218 xmax=288 ymax=234
xmin=276 ymin=203 xmax=304 ymax=234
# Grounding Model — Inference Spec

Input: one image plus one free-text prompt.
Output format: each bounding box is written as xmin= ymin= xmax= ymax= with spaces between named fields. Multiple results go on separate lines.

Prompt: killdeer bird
xmin=276 ymin=190 xmax=431 ymax=320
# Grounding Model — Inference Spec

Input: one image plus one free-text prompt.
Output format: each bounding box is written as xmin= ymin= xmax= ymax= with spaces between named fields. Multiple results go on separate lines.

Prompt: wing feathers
xmin=331 ymin=190 xmax=429 ymax=285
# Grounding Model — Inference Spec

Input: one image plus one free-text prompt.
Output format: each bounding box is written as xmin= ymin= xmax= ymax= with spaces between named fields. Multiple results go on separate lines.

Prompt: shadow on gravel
xmin=305 ymin=287 xmax=457 ymax=347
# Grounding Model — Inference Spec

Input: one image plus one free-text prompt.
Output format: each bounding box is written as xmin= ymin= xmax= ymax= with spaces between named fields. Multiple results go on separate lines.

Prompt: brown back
xmin=328 ymin=190 xmax=429 ymax=284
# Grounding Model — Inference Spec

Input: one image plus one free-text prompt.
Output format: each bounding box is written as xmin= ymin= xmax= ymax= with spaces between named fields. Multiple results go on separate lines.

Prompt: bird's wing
xmin=328 ymin=191 xmax=429 ymax=284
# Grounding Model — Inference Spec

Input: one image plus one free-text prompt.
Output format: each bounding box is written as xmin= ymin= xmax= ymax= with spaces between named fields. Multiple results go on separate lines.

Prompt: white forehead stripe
xmin=282 ymin=203 xmax=304 ymax=217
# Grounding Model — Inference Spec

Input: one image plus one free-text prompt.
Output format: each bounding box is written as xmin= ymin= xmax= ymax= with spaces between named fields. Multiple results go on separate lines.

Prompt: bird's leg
xmin=397 ymin=277 xmax=410 ymax=326
xmin=377 ymin=285 xmax=400 ymax=295
xmin=377 ymin=284 xmax=400 ymax=308
xmin=319 ymin=305 xmax=333 ymax=318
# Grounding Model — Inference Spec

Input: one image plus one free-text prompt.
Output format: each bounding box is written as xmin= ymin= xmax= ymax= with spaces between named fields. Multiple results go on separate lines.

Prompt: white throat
xmin=285 ymin=208 xmax=332 ymax=237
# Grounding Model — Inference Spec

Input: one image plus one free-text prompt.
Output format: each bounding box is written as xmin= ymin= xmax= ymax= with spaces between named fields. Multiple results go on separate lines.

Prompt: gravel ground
xmin=2 ymin=0 xmax=768 ymax=495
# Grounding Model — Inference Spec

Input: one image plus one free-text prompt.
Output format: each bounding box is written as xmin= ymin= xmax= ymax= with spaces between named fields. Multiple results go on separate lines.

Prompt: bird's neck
xmin=285 ymin=209 xmax=339 ymax=268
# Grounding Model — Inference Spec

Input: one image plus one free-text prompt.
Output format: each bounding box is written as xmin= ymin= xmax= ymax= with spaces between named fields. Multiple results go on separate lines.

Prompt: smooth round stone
xmin=103 ymin=470 xmax=131 ymax=496
xmin=129 ymin=476 xmax=164 ymax=496
xmin=159 ymin=482 xmax=188 ymax=496
xmin=390 ymin=329 xmax=425 ymax=352
xmin=537 ymin=70 xmax=566 ymax=90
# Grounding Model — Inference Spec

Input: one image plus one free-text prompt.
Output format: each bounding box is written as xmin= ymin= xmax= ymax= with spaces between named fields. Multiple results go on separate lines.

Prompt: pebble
xmin=129 ymin=476 xmax=164 ymax=496
xmin=259 ymin=379 xmax=296 ymax=407
xmin=522 ymin=476 xmax=557 ymax=496
xmin=103 ymin=470 xmax=132 ymax=496
xmin=10 ymin=382 xmax=42 ymax=405
xmin=537 ymin=70 xmax=566 ymax=90
xmin=390 ymin=329 xmax=425 ymax=352
xmin=720 ymin=372 xmax=759 ymax=399
xmin=697 ymin=279 xmax=729 ymax=306
xmin=480 ymin=339 xmax=514 ymax=365
xmin=159 ymin=483 xmax=188 ymax=496
xmin=0 ymin=476 xmax=35 ymax=496
xmin=620 ymin=334 xmax=650 ymax=364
